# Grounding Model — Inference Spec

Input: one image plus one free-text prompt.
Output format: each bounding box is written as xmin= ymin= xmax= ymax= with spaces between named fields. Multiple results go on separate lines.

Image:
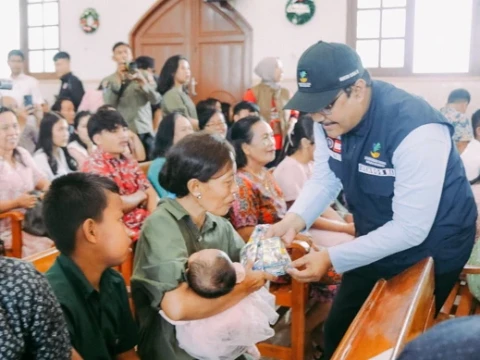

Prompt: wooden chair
xmin=332 ymin=258 xmax=435 ymax=360
xmin=257 ymin=240 xmax=310 ymax=360
xmin=437 ymin=264 xmax=480 ymax=321
xmin=24 ymin=247 xmax=60 ymax=272
xmin=139 ymin=161 xmax=152 ymax=176
xmin=0 ymin=211 xmax=24 ymax=258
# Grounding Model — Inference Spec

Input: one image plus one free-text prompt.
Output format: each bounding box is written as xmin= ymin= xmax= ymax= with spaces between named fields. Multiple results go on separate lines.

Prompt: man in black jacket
xmin=54 ymin=51 xmax=85 ymax=111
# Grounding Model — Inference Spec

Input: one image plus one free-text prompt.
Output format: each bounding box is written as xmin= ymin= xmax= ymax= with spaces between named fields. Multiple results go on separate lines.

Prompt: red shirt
xmin=82 ymin=149 xmax=150 ymax=241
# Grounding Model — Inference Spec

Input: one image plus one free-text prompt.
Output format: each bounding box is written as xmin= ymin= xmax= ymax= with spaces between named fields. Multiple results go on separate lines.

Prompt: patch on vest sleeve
xmin=358 ymin=164 xmax=395 ymax=177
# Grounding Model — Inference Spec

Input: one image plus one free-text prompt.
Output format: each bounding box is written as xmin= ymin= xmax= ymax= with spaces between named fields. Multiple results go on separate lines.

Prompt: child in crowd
xmin=43 ymin=172 xmax=139 ymax=359
xmin=161 ymin=249 xmax=278 ymax=360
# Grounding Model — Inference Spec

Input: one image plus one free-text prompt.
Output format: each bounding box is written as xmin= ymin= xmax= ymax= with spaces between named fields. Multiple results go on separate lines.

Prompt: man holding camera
xmin=102 ymin=42 xmax=161 ymax=159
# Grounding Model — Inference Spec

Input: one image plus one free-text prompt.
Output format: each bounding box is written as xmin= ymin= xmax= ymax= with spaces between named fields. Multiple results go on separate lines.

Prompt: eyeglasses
xmin=318 ymin=91 xmax=344 ymax=115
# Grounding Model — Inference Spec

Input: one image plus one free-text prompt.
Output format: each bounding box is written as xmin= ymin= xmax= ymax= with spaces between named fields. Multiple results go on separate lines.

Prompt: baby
xmin=160 ymin=249 xmax=278 ymax=360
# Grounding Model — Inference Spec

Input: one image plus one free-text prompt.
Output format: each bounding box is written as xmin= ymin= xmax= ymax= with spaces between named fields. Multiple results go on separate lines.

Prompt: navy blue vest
xmin=328 ymin=81 xmax=477 ymax=276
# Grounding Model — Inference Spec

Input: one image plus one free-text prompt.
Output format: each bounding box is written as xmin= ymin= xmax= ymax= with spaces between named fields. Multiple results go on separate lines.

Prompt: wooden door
xmin=130 ymin=0 xmax=252 ymax=105
xmin=130 ymin=0 xmax=192 ymax=74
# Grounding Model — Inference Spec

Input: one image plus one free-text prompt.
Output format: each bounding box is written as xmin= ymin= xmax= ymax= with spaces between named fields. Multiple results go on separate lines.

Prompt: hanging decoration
xmin=285 ymin=0 xmax=316 ymax=26
xmin=80 ymin=8 xmax=100 ymax=34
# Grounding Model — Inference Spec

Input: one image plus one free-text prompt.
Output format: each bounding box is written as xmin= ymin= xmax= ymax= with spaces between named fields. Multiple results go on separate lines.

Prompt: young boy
xmin=82 ymin=108 xmax=158 ymax=240
xmin=43 ymin=172 xmax=139 ymax=360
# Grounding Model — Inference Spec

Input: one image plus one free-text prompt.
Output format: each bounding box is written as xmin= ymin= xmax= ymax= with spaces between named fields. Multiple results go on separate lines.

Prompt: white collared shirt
xmin=461 ymin=139 xmax=480 ymax=181
xmin=0 ymin=73 xmax=44 ymax=106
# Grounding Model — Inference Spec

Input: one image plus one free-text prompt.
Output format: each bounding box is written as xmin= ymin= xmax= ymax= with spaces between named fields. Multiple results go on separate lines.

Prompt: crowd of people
xmin=0 ymin=39 xmax=480 ymax=360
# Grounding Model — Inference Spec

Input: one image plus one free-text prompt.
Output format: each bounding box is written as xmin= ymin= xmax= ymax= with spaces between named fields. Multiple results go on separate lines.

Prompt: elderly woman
xmin=243 ymin=57 xmax=297 ymax=165
xmin=229 ymin=116 xmax=341 ymax=355
xmin=131 ymin=132 xmax=272 ymax=360
xmin=0 ymin=107 xmax=52 ymax=257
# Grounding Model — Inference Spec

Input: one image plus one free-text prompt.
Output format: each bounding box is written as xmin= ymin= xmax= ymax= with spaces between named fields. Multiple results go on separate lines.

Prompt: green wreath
xmin=286 ymin=0 xmax=316 ymax=26
xmin=80 ymin=8 xmax=100 ymax=34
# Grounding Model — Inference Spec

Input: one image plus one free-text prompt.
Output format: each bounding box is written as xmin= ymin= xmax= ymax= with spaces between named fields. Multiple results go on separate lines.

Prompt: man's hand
xmin=241 ymin=261 xmax=277 ymax=294
xmin=264 ymin=213 xmax=306 ymax=245
xmin=287 ymin=249 xmax=333 ymax=283
xmin=128 ymin=70 xmax=147 ymax=86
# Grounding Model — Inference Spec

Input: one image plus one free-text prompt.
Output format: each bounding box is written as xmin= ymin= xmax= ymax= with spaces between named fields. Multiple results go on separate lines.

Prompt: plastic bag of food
xmin=240 ymin=225 xmax=291 ymax=277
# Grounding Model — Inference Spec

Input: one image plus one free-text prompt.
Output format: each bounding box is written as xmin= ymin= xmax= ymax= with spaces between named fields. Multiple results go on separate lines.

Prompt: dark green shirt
xmin=131 ymin=198 xmax=245 ymax=360
xmin=46 ymin=255 xmax=138 ymax=360
xmin=161 ymin=87 xmax=198 ymax=119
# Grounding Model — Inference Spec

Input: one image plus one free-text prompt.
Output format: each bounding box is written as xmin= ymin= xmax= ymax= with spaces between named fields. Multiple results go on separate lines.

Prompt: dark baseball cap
xmin=285 ymin=41 xmax=366 ymax=113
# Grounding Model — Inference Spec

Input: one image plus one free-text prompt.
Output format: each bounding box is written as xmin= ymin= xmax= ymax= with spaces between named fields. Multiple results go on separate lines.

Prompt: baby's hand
xmin=242 ymin=261 xmax=276 ymax=294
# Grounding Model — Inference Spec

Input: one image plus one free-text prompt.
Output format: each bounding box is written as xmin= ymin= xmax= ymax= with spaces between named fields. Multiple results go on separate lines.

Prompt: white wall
xmin=38 ymin=0 xmax=480 ymax=114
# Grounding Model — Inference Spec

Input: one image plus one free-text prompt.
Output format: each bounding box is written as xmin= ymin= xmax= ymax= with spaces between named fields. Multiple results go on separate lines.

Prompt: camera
xmin=125 ymin=61 xmax=138 ymax=74
xmin=0 ymin=79 xmax=13 ymax=90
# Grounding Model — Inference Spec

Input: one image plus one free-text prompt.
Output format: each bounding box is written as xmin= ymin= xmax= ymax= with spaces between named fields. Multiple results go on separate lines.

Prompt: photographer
xmin=102 ymin=42 xmax=161 ymax=159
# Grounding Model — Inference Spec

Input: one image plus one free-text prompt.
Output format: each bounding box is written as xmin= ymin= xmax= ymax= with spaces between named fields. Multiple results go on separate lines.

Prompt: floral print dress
xmin=229 ymin=168 xmax=339 ymax=303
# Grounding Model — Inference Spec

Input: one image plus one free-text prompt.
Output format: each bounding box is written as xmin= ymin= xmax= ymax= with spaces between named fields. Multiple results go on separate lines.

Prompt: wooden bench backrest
xmin=24 ymin=248 xmax=60 ymax=273
xmin=332 ymin=257 xmax=435 ymax=360
xmin=139 ymin=161 xmax=152 ymax=176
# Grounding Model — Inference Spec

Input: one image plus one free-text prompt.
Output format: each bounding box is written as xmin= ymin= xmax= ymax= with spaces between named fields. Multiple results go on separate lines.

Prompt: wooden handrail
xmin=0 ymin=211 xmax=24 ymax=258
xmin=332 ymin=258 xmax=435 ymax=360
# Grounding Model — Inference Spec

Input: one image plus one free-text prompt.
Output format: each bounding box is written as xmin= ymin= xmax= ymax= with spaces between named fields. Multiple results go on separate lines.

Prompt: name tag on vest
xmin=358 ymin=164 xmax=395 ymax=177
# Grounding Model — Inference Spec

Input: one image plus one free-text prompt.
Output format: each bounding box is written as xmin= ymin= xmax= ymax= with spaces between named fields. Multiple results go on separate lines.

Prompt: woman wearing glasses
xmin=198 ymin=107 xmax=228 ymax=138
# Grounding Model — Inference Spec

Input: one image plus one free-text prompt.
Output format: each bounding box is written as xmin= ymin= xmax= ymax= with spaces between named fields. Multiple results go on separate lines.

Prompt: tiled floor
xmin=259 ymin=312 xmax=317 ymax=360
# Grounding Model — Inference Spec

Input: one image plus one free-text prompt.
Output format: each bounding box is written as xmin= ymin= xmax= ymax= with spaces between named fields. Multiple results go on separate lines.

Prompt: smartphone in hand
xmin=23 ymin=95 xmax=33 ymax=107
xmin=23 ymin=95 xmax=35 ymax=115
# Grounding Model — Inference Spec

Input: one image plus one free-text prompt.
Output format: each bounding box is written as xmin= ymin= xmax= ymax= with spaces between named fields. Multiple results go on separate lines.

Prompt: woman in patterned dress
xmin=228 ymin=117 xmax=340 ymax=352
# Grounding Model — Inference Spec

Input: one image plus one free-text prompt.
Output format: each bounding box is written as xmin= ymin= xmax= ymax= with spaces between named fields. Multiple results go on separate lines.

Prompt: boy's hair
xmin=43 ymin=173 xmax=120 ymax=256
xmin=448 ymin=88 xmax=471 ymax=104
xmin=53 ymin=51 xmax=70 ymax=62
xmin=233 ymin=101 xmax=259 ymax=117
xmin=112 ymin=41 xmax=130 ymax=52
xmin=8 ymin=50 xmax=24 ymax=61
xmin=186 ymin=256 xmax=237 ymax=298
xmin=136 ymin=56 xmax=155 ymax=70
xmin=87 ymin=108 xmax=128 ymax=143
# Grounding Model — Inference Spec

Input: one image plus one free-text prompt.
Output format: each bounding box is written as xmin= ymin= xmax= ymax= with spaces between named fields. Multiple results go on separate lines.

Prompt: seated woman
xmin=0 ymin=107 xmax=53 ymax=257
xmin=228 ymin=116 xmax=286 ymax=241
xmin=274 ymin=115 xmax=355 ymax=247
xmin=148 ymin=111 xmax=193 ymax=198
xmin=228 ymin=116 xmax=340 ymax=354
xmin=198 ymin=107 xmax=228 ymax=138
xmin=34 ymin=112 xmax=77 ymax=181
xmin=67 ymin=111 xmax=94 ymax=169
xmin=51 ymin=97 xmax=75 ymax=133
xmin=131 ymin=132 xmax=273 ymax=360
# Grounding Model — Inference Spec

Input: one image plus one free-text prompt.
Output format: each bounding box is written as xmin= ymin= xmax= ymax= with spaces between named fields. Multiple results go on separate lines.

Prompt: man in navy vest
xmin=267 ymin=41 xmax=478 ymax=359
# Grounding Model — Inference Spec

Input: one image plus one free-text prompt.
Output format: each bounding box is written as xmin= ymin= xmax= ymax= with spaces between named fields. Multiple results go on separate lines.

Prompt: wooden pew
xmin=0 ymin=211 xmax=24 ymax=258
xmin=257 ymin=240 xmax=310 ymax=360
xmin=139 ymin=161 xmax=152 ymax=176
xmin=437 ymin=264 xmax=480 ymax=321
xmin=332 ymin=258 xmax=435 ymax=360
xmin=24 ymin=247 xmax=60 ymax=272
